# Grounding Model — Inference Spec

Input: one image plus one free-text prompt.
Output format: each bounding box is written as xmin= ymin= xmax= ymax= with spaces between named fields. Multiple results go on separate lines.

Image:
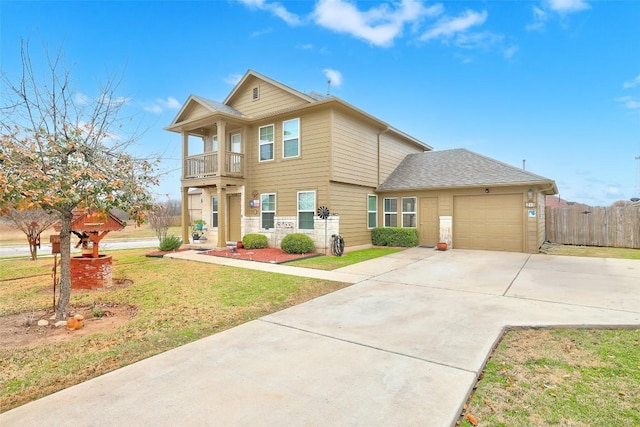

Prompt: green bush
xmin=242 ymin=233 xmax=268 ymax=249
xmin=281 ymin=233 xmax=315 ymax=254
xmin=159 ymin=235 xmax=183 ymax=251
xmin=371 ymin=227 xmax=418 ymax=247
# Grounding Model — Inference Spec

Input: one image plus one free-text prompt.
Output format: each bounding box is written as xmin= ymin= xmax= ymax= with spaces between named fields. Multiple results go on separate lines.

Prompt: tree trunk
xmin=55 ymin=210 xmax=73 ymax=321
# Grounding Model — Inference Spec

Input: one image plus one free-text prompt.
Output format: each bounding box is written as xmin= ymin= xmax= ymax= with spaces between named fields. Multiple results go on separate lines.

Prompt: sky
xmin=1 ymin=0 xmax=639 ymax=206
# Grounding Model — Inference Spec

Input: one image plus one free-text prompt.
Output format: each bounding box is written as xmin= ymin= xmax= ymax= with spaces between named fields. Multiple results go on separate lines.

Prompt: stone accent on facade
xmin=243 ymin=215 xmax=340 ymax=250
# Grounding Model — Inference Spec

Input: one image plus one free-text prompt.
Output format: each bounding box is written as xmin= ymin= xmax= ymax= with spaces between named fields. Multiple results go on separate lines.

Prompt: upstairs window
xmin=261 ymin=193 xmax=276 ymax=229
xmin=259 ymin=124 xmax=274 ymax=161
xmin=298 ymin=191 xmax=315 ymax=230
xmin=283 ymin=118 xmax=300 ymax=158
xmin=402 ymin=197 xmax=417 ymax=228
xmin=367 ymin=195 xmax=377 ymax=229
xmin=384 ymin=198 xmax=397 ymax=227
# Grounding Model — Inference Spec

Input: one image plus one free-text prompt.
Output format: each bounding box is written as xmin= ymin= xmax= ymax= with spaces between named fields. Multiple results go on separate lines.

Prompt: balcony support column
xmin=182 ymin=131 xmax=189 ymax=180
xmin=181 ymin=186 xmax=190 ymax=244
xmin=216 ymin=121 xmax=226 ymax=177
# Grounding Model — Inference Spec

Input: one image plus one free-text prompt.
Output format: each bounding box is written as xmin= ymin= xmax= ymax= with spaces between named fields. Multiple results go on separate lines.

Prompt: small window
xmin=283 ymin=118 xmax=300 ymax=158
xmin=402 ymin=197 xmax=417 ymax=228
xmin=261 ymin=193 xmax=276 ymax=229
xmin=367 ymin=195 xmax=377 ymax=229
xmin=259 ymin=124 xmax=274 ymax=161
xmin=252 ymin=86 xmax=259 ymax=100
xmin=298 ymin=191 xmax=315 ymax=230
xmin=384 ymin=198 xmax=397 ymax=227
xmin=211 ymin=196 xmax=218 ymax=228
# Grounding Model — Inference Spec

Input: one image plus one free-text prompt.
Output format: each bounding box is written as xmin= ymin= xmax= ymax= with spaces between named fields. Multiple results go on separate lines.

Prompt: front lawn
xmin=285 ymin=247 xmax=403 ymax=270
xmin=0 ymin=248 xmax=350 ymax=412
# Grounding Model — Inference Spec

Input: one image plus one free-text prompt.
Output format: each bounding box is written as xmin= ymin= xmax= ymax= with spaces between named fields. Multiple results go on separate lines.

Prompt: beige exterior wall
xmin=228 ymin=76 xmax=309 ymax=117
xmin=378 ymin=185 xmax=545 ymax=253
xmin=329 ymin=182 xmax=377 ymax=247
xmin=331 ymin=110 xmax=426 ymax=187
xmin=537 ymin=191 xmax=546 ymax=247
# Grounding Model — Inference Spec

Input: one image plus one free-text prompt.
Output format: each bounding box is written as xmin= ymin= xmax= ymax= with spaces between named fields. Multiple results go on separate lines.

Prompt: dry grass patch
xmin=461 ymin=328 xmax=640 ymax=426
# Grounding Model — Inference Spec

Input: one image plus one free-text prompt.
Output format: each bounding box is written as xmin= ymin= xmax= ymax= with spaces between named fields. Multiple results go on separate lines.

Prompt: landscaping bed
xmin=202 ymin=247 xmax=320 ymax=264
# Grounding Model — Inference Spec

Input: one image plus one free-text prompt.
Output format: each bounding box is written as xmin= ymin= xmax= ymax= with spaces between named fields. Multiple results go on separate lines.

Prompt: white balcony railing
xmin=184 ymin=152 xmax=244 ymax=179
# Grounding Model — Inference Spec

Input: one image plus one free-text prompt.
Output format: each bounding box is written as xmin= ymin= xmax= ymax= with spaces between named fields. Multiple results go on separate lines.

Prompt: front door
xmin=228 ymin=194 xmax=241 ymax=242
xmin=419 ymin=197 xmax=439 ymax=246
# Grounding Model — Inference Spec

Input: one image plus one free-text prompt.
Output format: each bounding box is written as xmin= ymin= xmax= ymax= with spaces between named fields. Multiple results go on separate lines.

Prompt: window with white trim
xmin=402 ymin=197 xmax=417 ymax=228
xmin=367 ymin=195 xmax=377 ymax=229
xmin=298 ymin=191 xmax=315 ymax=230
xmin=261 ymin=193 xmax=276 ymax=229
xmin=283 ymin=118 xmax=300 ymax=158
xmin=211 ymin=196 xmax=218 ymax=228
xmin=259 ymin=124 xmax=274 ymax=161
xmin=384 ymin=198 xmax=397 ymax=227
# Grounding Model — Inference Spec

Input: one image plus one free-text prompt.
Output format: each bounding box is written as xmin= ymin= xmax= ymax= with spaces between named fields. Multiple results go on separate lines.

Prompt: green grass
xmin=0 ymin=248 xmax=350 ymax=412
xmin=462 ymin=328 xmax=640 ymax=426
xmin=285 ymin=247 xmax=403 ymax=270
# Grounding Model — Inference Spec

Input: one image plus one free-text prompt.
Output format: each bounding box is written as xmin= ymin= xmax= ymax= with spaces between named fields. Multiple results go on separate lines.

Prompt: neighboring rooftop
xmin=378 ymin=148 xmax=557 ymax=192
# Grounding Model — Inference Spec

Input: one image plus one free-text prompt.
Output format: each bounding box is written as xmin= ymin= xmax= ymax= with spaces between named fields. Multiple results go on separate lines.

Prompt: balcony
xmin=184 ymin=152 xmax=244 ymax=180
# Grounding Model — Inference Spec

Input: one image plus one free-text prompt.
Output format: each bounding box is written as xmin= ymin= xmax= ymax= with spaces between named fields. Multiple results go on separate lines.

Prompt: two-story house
xmin=166 ymin=70 xmax=557 ymax=253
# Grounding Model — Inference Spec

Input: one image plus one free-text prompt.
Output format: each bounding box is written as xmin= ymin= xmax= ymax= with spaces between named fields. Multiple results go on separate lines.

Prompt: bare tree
xmin=4 ymin=209 xmax=59 ymax=260
xmin=148 ymin=203 xmax=172 ymax=245
xmin=0 ymin=41 xmax=158 ymax=320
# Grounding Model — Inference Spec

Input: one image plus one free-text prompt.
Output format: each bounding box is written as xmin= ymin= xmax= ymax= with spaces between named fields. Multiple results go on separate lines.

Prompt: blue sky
xmin=2 ymin=0 xmax=639 ymax=206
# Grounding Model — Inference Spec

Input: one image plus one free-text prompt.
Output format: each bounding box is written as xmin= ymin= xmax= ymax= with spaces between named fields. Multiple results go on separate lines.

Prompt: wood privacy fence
xmin=545 ymin=206 xmax=640 ymax=248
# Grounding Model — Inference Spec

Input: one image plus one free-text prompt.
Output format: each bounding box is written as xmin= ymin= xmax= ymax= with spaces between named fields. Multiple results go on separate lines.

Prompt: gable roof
xmin=378 ymin=148 xmax=557 ymax=193
xmin=224 ymin=69 xmax=317 ymax=105
xmin=165 ymin=95 xmax=245 ymax=130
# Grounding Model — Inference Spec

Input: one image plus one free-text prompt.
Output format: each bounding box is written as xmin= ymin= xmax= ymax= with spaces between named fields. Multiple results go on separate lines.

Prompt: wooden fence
xmin=545 ymin=205 xmax=640 ymax=248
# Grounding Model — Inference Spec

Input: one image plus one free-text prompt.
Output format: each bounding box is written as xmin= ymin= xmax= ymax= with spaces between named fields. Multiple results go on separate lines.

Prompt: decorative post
xmin=317 ymin=206 xmax=330 ymax=255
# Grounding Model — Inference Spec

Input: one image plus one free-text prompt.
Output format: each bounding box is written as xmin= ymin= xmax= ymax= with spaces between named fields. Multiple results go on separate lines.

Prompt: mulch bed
xmin=202 ymin=247 xmax=321 ymax=264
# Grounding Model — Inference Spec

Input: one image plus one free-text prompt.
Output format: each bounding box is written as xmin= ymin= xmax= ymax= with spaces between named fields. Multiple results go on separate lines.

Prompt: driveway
xmin=2 ymin=248 xmax=639 ymax=426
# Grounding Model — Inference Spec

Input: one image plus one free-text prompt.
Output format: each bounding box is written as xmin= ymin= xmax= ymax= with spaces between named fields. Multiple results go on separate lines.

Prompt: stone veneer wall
xmin=243 ymin=215 xmax=340 ymax=250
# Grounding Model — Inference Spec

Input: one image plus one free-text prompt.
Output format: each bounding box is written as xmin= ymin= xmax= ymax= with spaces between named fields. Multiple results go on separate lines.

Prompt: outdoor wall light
xmin=527 ymin=188 xmax=534 ymax=200
xmin=485 ymin=188 xmax=490 ymax=193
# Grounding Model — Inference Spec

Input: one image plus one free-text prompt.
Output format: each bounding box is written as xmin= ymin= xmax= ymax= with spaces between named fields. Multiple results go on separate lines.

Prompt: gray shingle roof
xmin=378 ymin=148 xmax=555 ymax=191
xmin=193 ymin=95 xmax=244 ymax=117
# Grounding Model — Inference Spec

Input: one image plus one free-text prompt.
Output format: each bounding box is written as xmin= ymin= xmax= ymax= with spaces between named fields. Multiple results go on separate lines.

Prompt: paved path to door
xmin=2 ymin=248 xmax=639 ymax=426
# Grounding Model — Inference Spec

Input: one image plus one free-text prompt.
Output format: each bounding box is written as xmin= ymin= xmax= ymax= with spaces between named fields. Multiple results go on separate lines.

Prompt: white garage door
xmin=453 ymin=194 xmax=523 ymax=252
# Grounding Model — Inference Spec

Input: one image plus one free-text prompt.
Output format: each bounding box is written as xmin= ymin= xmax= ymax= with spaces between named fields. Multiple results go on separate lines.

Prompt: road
xmin=0 ymin=239 xmax=159 ymax=259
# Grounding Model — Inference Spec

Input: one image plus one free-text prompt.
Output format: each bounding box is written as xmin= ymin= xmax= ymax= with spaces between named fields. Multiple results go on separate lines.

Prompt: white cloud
xmin=323 ymin=68 xmax=343 ymax=87
xmin=75 ymin=93 xmax=91 ymax=106
xmin=143 ymin=97 xmax=181 ymax=115
xmin=545 ymin=0 xmax=590 ymax=14
xmin=420 ymin=9 xmax=487 ymax=42
xmin=296 ymin=43 xmax=314 ymax=50
xmin=224 ymin=74 xmax=244 ymax=86
xmin=604 ymin=186 xmax=621 ymax=197
xmin=313 ymin=0 xmax=443 ymax=47
xmin=238 ymin=0 xmax=302 ymax=25
xmin=250 ymin=28 xmax=272 ymax=37
xmin=503 ymin=45 xmax=519 ymax=59
xmin=525 ymin=6 xmax=548 ymax=31
xmin=616 ymin=96 xmax=640 ymax=111
xmin=623 ymin=75 xmax=640 ymax=89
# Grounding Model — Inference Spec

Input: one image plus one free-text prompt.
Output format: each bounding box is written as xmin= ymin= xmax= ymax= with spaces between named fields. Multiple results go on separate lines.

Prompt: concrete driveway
xmin=2 ymin=248 xmax=639 ymax=426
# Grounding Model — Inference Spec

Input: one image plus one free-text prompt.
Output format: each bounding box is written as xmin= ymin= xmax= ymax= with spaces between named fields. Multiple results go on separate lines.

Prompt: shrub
xmin=159 ymin=235 xmax=183 ymax=251
xmin=281 ymin=233 xmax=315 ymax=254
xmin=371 ymin=227 xmax=418 ymax=247
xmin=242 ymin=233 xmax=268 ymax=249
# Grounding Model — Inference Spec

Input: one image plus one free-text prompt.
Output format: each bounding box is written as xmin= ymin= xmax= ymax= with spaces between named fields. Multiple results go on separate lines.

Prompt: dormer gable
xmin=166 ymin=95 xmax=244 ymax=131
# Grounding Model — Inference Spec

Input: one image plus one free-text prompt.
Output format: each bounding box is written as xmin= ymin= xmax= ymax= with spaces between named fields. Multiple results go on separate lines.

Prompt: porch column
xmin=217 ymin=120 xmax=226 ymax=176
xmin=182 ymin=131 xmax=188 ymax=180
xmin=217 ymin=186 xmax=227 ymax=248
xmin=181 ymin=187 xmax=190 ymax=244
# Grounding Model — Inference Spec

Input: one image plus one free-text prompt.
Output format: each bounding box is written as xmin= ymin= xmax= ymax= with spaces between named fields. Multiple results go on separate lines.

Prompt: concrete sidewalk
xmin=2 ymin=248 xmax=639 ymax=426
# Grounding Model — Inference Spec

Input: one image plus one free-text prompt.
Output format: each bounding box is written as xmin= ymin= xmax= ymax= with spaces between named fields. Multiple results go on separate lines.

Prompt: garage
xmin=453 ymin=194 xmax=523 ymax=252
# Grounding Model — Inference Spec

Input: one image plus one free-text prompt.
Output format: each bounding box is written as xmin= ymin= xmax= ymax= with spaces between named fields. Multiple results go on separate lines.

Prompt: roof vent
xmin=252 ymin=86 xmax=259 ymax=100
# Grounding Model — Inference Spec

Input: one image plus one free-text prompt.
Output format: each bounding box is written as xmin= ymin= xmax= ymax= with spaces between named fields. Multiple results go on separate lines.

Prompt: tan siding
xmin=331 ymin=111 xmax=379 ymax=187
xmin=537 ymin=191 xmax=546 ymax=248
xmin=228 ymin=76 xmax=309 ymax=117
xmin=245 ymin=110 xmax=331 ymax=218
xmin=330 ymin=182 xmax=376 ymax=247
xmin=379 ymin=134 xmax=426 ymax=184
